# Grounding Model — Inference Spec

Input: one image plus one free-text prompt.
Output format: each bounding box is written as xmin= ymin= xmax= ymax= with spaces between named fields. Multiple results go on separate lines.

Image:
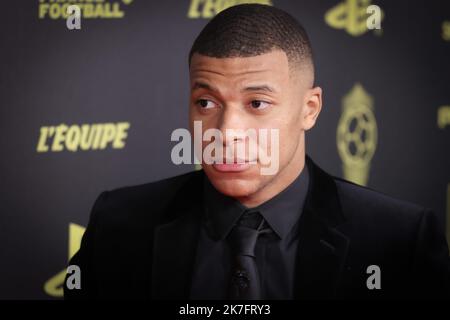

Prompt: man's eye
xmin=250 ymin=100 xmax=270 ymax=110
xmin=196 ymin=99 xmax=216 ymax=109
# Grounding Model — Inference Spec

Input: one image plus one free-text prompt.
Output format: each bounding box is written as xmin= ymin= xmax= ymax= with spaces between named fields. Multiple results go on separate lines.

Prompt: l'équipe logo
xmin=187 ymin=0 xmax=273 ymax=19
xmin=36 ymin=122 xmax=130 ymax=152
xmin=38 ymin=0 xmax=134 ymax=20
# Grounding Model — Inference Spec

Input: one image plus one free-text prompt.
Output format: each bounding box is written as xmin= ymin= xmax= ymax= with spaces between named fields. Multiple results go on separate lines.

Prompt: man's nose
xmin=217 ymin=106 xmax=246 ymax=146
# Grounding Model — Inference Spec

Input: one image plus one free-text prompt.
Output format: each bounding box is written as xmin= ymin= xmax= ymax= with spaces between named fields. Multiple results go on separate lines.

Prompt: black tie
xmin=227 ymin=210 xmax=272 ymax=300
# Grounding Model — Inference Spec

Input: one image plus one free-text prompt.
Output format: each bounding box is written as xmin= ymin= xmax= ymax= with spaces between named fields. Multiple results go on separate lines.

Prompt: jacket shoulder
xmin=335 ymin=177 xmax=426 ymax=213
xmin=333 ymin=176 xmax=428 ymax=232
xmin=90 ymin=170 xmax=203 ymax=227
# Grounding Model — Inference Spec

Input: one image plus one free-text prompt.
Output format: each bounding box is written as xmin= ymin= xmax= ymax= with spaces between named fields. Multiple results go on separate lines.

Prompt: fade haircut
xmin=189 ymin=4 xmax=314 ymax=82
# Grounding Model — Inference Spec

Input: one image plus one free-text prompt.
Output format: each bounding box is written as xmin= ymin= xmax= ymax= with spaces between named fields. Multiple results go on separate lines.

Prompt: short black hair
xmin=189 ymin=4 xmax=314 ymax=74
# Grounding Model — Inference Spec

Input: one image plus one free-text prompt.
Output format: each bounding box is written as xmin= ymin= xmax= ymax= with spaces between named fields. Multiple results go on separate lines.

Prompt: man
xmin=64 ymin=4 xmax=450 ymax=299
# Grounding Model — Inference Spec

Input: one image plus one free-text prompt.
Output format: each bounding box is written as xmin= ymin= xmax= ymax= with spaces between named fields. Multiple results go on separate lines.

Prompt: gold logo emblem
xmin=337 ymin=83 xmax=377 ymax=186
xmin=438 ymin=106 xmax=450 ymax=129
xmin=325 ymin=0 xmax=384 ymax=36
xmin=442 ymin=21 xmax=450 ymax=41
xmin=43 ymin=223 xmax=86 ymax=298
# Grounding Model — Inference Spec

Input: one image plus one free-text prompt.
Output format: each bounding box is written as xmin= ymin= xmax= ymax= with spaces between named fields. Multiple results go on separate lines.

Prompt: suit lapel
xmin=151 ymin=172 xmax=204 ymax=299
xmin=294 ymin=156 xmax=350 ymax=299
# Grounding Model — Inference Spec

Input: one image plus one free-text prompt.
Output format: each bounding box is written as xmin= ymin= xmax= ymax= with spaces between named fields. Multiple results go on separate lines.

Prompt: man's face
xmin=189 ymin=50 xmax=321 ymax=206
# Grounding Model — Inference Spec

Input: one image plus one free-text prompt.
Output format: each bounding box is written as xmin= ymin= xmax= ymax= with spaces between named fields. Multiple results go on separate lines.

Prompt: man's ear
xmin=302 ymin=86 xmax=322 ymax=131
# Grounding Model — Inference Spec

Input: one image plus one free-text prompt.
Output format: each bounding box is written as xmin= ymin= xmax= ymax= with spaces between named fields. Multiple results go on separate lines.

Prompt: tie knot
xmin=227 ymin=210 xmax=271 ymax=257
xmin=237 ymin=210 xmax=264 ymax=229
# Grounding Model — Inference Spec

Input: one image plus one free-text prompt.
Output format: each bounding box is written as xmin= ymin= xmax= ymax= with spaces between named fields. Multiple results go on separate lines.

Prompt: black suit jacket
xmin=64 ymin=156 xmax=450 ymax=299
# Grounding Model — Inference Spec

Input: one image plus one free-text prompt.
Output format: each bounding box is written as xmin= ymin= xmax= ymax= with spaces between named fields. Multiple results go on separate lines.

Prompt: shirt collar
xmin=203 ymin=163 xmax=310 ymax=240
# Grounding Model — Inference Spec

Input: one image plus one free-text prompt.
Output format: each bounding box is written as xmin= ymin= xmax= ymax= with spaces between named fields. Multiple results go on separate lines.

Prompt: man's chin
xmin=210 ymin=181 xmax=258 ymax=199
xmin=203 ymin=168 xmax=259 ymax=198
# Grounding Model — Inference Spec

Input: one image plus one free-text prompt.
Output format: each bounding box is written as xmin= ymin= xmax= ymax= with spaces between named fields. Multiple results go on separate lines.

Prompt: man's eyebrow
xmin=192 ymin=81 xmax=278 ymax=94
xmin=241 ymin=85 xmax=278 ymax=93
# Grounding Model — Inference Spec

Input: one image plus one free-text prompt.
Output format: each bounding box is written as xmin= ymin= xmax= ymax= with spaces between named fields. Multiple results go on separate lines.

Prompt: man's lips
xmin=212 ymin=159 xmax=256 ymax=172
xmin=212 ymin=163 xmax=250 ymax=172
